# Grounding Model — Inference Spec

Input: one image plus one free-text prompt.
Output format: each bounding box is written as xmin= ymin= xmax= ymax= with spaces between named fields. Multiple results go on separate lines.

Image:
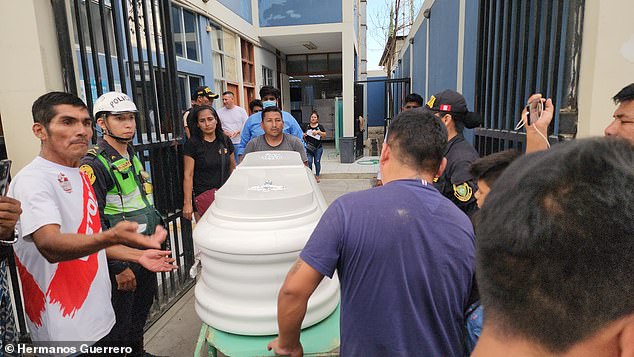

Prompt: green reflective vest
xmin=93 ymin=147 xmax=160 ymax=235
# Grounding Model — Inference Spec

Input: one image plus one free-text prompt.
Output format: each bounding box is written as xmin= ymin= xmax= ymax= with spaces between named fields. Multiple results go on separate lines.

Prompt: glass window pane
xmin=183 ymin=9 xmax=199 ymax=61
xmin=189 ymin=76 xmax=202 ymax=96
xmin=328 ymin=53 xmax=342 ymax=73
xmin=258 ymin=0 xmax=342 ymax=27
xmin=213 ymin=53 xmax=224 ymax=78
xmin=287 ymin=55 xmax=307 ymax=74
xmin=225 ymin=56 xmax=237 ymax=82
xmin=308 ymin=54 xmax=328 ymax=73
xmin=213 ymin=28 xmax=223 ymax=51
xmin=171 ymin=6 xmax=184 ymax=57
xmin=178 ymin=76 xmax=187 ymax=110
xmin=223 ymin=31 xmax=236 ymax=57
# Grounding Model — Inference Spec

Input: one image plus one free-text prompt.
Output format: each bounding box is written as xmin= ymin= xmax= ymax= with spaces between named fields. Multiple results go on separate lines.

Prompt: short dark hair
xmin=386 ymin=109 xmax=447 ymax=173
xmin=259 ymin=86 xmax=281 ymax=100
xmin=261 ymin=106 xmax=282 ymax=121
xmin=249 ymin=99 xmax=263 ymax=113
xmin=469 ymin=149 xmax=521 ymax=185
xmin=475 ymin=137 xmax=634 ymax=353
xmin=32 ymin=92 xmax=87 ymax=127
xmin=612 ymin=83 xmax=634 ymax=104
xmin=404 ymin=93 xmax=424 ymax=106
xmin=222 ymin=91 xmax=234 ymax=97
xmin=310 ymin=110 xmax=319 ymax=119
xmin=186 ymin=105 xmax=227 ymax=145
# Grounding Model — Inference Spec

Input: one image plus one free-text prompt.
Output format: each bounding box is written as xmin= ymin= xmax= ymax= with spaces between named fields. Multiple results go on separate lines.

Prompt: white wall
xmin=0 ymin=0 xmax=65 ymax=173
xmin=254 ymin=41 xmax=278 ymax=93
xmin=577 ymin=0 xmax=634 ymax=138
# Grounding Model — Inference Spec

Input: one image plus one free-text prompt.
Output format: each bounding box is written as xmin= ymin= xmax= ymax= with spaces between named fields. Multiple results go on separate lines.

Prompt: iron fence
xmin=474 ymin=0 xmax=585 ymax=156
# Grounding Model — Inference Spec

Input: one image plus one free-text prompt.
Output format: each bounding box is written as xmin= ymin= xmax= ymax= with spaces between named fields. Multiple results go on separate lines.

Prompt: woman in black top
xmin=303 ymin=110 xmax=327 ymax=182
xmin=183 ymin=105 xmax=236 ymax=221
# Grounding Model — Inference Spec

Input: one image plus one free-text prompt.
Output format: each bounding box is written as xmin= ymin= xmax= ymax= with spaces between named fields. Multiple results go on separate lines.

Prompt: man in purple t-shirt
xmin=267 ymin=109 xmax=476 ymax=356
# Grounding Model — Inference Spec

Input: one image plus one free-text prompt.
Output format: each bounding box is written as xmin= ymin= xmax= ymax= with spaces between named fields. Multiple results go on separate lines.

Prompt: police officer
xmin=426 ymin=90 xmax=482 ymax=216
xmin=80 ymin=92 xmax=162 ymax=357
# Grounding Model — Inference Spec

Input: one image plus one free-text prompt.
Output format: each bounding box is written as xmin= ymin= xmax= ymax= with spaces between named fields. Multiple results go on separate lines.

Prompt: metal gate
xmin=355 ymin=77 xmax=411 ymax=134
xmin=474 ymin=0 xmax=585 ymax=155
xmin=49 ymin=0 xmax=194 ymax=328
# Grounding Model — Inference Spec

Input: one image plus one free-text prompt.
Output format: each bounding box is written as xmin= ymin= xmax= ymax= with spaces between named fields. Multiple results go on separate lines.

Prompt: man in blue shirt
xmin=238 ymin=86 xmax=303 ymax=162
xmin=267 ymin=109 xmax=475 ymax=356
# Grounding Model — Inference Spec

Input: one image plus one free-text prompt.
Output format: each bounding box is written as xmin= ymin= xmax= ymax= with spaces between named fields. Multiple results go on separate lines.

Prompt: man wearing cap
xmin=80 ymin=92 xmax=166 ymax=356
xmin=426 ymin=89 xmax=482 ymax=216
xmin=184 ymin=86 xmax=219 ymax=139
xmin=238 ymin=86 xmax=304 ymax=162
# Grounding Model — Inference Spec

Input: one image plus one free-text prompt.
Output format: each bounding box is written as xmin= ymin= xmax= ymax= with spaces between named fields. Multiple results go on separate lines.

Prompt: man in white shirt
xmin=217 ymin=91 xmax=248 ymax=162
xmin=9 ymin=92 xmax=176 ymax=350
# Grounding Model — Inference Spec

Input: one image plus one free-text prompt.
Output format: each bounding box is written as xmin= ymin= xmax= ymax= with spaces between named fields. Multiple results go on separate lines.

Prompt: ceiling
xmin=259 ymin=32 xmax=342 ymax=55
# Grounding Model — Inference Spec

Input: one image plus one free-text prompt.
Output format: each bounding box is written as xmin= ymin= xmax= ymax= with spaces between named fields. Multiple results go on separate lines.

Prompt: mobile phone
xmin=0 ymin=160 xmax=11 ymax=196
xmin=525 ymin=100 xmax=544 ymax=126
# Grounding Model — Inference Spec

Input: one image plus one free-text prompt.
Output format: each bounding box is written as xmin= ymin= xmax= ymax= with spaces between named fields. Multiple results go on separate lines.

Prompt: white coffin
xmin=193 ymin=151 xmax=340 ymax=335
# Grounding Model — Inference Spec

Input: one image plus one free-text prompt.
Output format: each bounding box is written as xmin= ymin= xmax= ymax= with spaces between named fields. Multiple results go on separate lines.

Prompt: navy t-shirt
xmin=300 ymin=179 xmax=475 ymax=356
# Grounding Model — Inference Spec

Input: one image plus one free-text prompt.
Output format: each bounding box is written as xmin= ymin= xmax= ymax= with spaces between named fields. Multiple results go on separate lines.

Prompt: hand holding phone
xmin=526 ymin=99 xmax=544 ymax=126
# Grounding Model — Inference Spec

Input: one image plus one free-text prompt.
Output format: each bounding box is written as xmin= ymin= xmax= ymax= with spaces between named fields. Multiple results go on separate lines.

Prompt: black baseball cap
xmin=426 ymin=89 xmax=482 ymax=129
xmin=191 ymin=86 xmax=219 ymax=100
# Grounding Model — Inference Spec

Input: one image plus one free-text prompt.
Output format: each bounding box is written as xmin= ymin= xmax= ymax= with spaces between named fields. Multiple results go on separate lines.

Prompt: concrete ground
xmin=144 ymin=176 xmax=372 ymax=356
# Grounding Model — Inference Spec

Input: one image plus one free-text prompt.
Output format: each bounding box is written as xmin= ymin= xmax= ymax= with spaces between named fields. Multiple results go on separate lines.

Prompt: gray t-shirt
xmin=243 ymin=133 xmax=308 ymax=163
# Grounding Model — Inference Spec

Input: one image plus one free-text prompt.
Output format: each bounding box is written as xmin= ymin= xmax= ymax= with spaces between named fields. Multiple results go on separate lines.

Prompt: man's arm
xmin=267 ymin=258 xmax=324 ymax=356
xmin=106 ymin=244 xmax=176 ymax=272
xmin=239 ymin=117 xmax=256 ymax=156
xmin=31 ymin=221 xmax=165 ymax=263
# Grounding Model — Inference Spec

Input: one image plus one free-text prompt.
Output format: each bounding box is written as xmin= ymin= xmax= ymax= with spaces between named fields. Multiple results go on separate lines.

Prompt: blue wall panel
xmin=428 ymin=0 xmax=459 ymax=95
xmin=367 ymin=76 xmax=387 ymax=127
xmin=259 ymin=0 xmax=342 ymax=27
xmin=402 ymin=46 xmax=411 ymax=81
xmin=411 ymin=20 xmax=427 ymax=98
xmin=176 ymin=17 xmax=214 ymax=86
xmin=218 ymin=0 xmax=253 ymax=23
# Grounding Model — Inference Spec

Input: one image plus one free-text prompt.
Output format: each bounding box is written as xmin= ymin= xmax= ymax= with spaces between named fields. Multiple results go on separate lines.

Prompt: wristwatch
xmin=0 ymin=228 xmax=19 ymax=246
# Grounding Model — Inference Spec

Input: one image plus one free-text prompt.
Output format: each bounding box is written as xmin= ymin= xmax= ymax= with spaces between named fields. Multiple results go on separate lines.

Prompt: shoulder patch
xmin=79 ymin=164 xmax=96 ymax=185
xmin=453 ymin=182 xmax=473 ymax=202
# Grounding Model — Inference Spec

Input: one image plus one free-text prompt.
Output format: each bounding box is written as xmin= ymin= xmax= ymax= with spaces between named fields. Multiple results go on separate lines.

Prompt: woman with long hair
xmin=303 ymin=110 xmax=327 ymax=182
xmin=183 ymin=105 xmax=236 ymax=221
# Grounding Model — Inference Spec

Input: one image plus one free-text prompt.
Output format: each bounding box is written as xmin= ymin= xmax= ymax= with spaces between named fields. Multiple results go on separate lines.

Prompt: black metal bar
xmin=131 ymin=0 xmax=154 ymax=143
xmin=150 ymin=1 xmax=168 ymax=138
xmin=121 ymin=0 xmax=144 ymax=144
xmin=111 ymin=0 xmax=128 ymax=94
xmin=72 ymin=0 xmax=95 ymax=121
xmin=6 ymin=256 xmax=27 ymax=340
xmin=140 ymin=0 xmax=162 ymax=141
xmin=52 ymin=0 xmax=78 ymax=95
xmin=160 ymin=0 xmax=182 ymax=139
xmin=84 ymin=0 xmax=104 ymax=98
xmin=98 ymin=0 xmax=115 ymax=90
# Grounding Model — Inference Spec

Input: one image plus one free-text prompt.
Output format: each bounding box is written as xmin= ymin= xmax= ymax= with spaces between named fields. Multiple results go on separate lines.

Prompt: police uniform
xmin=80 ymin=138 xmax=160 ymax=355
xmin=433 ymin=135 xmax=479 ymax=216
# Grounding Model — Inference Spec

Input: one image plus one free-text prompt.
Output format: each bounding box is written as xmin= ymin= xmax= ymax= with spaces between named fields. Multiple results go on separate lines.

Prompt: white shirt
xmin=217 ymin=106 xmax=248 ymax=144
xmin=9 ymin=156 xmax=115 ymax=345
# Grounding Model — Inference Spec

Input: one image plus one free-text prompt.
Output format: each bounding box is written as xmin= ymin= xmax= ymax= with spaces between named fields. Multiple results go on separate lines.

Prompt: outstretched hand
xmin=138 ymin=249 xmax=177 ymax=272
xmin=108 ymin=222 xmax=167 ymax=250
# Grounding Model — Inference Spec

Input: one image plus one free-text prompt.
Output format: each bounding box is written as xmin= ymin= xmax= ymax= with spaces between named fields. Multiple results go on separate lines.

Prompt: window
xmin=177 ymin=73 xmax=203 ymax=111
xmin=262 ymin=66 xmax=276 ymax=87
xmin=211 ymin=26 xmax=240 ymax=107
xmin=286 ymin=53 xmax=342 ymax=75
xmin=72 ymin=0 xmax=116 ymax=54
xmin=172 ymin=5 xmax=200 ymax=61
xmin=241 ymin=39 xmax=255 ymax=85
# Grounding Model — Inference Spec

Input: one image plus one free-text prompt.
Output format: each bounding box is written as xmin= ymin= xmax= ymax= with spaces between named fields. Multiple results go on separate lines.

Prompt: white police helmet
xmin=93 ymin=91 xmax=138 ymax=118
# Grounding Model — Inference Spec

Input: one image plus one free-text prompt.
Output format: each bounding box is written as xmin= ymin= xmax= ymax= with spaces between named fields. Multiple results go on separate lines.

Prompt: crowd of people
xmin=0 ymin=80 xmax=633 ymax=357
